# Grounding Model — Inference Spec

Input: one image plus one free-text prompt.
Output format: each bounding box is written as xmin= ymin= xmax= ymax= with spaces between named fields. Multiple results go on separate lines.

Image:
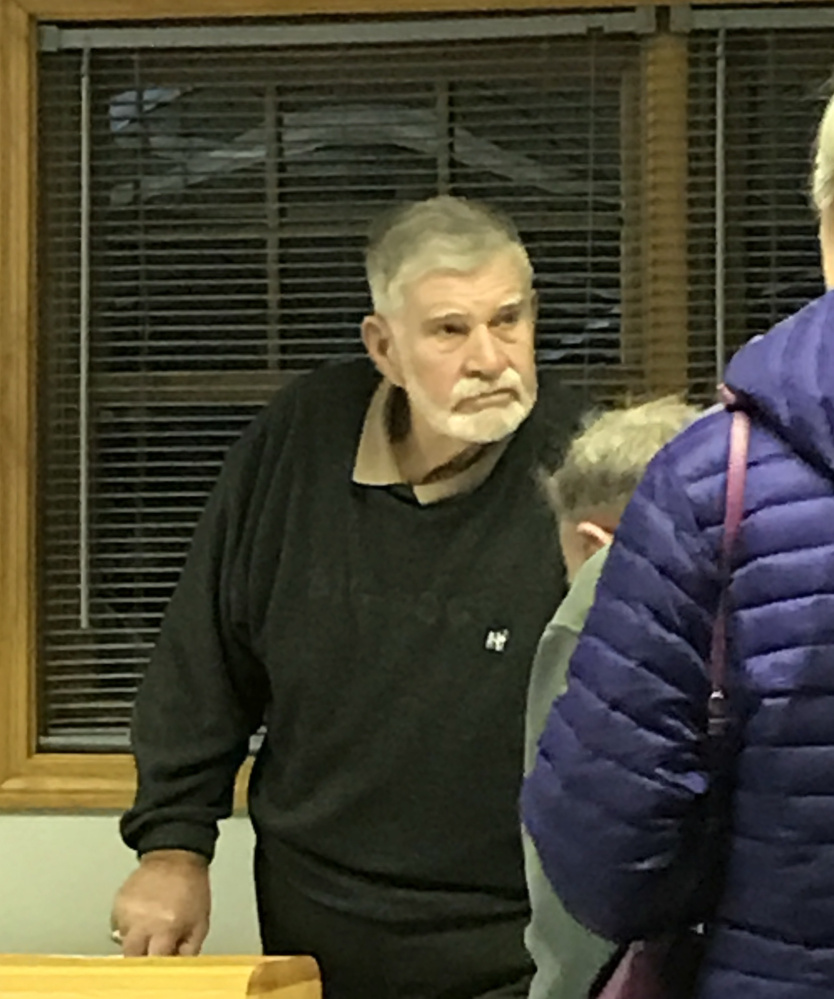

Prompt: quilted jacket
xmin=522 ymin=290 xmax=834 ymax=998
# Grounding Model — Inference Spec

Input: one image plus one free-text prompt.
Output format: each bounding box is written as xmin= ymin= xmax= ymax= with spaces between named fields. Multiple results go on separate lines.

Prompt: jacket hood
xmin=725 ymin=289 xmax=834 ymax=474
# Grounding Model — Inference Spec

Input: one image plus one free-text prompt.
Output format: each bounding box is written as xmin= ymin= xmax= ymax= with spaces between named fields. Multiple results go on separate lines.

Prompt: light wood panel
xmin=0 ymin=955 xmax=320 ymax=999
xmin=0 ymin=752 xmax=252 ymax=810
xmin=0 ymin=0 xmax=39 ymax=801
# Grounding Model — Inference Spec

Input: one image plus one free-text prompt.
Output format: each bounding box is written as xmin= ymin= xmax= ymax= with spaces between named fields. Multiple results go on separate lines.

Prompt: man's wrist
xmin=139 ymin=848 xmax=209 ymax=869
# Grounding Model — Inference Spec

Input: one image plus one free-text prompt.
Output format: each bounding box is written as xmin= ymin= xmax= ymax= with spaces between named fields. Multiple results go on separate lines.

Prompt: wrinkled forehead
xmin=400 ymin=252 xmax=532 ymax=318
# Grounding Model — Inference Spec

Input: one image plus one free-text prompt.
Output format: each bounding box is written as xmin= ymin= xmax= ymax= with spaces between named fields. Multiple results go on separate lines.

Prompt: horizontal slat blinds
xmin=37 ymin=23 xmax=681 ymax=749
xmin=688 ymin=25 xmax=830 ymax=380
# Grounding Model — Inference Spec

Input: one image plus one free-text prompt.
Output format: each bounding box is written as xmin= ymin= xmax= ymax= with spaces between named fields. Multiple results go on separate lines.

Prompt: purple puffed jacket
xmin=523 ymin=290 xmax=834 ymax=999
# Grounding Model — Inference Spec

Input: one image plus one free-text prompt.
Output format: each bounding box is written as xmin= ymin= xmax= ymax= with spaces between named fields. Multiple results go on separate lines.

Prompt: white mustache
xmin=451 ymin=370 xmax=524 ymax=405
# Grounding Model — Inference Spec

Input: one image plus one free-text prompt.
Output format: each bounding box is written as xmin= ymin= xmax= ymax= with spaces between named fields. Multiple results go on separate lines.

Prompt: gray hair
xmin=813 ymin=90 xmax=834 ymax=212
xmin=365 ymin=195 xmax=533 ymax=315
xmin=546 ymin=395 xmax=700 ymax=522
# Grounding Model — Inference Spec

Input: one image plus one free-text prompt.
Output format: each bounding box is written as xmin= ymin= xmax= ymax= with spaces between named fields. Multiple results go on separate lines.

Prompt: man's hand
xmin=111 ymin=849 xmax=211 ymax=957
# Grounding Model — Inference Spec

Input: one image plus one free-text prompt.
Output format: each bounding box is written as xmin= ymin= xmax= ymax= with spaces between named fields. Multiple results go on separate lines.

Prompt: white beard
xmin=403 ymin=368 xmax=536 ymax=444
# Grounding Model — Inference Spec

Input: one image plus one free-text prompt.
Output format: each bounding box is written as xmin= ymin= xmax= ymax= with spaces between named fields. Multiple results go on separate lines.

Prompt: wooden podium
xmin=0 ymin=954 xmax=321 ymax=998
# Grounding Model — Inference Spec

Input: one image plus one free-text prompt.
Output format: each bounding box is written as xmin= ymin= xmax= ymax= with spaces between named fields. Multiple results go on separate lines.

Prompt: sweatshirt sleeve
xmin=120 ymin=423 xmax=272 ymax=861
xmin=523 ymin=547 xmax=616 ymax=999
xmin=521 ymin=446 xmax=722 ymax=943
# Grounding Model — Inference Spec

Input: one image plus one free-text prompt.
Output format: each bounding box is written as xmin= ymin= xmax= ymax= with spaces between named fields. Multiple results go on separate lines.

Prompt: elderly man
xmin=112 ymin=196 xmax=581 ymax=999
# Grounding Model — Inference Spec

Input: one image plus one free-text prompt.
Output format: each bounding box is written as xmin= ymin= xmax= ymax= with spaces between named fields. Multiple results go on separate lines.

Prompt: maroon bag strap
xmin=708 ymin=397 xmax=751 ymax=727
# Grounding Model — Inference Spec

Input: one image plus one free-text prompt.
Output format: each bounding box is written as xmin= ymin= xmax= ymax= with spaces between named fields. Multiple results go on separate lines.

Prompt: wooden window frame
xmin=0 ymin=0 xmax=769 ymax=810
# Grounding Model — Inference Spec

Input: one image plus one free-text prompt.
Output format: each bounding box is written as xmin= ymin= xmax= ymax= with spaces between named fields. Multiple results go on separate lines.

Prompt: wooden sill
xmin=0 ymin=753 xmax=252 ymax=811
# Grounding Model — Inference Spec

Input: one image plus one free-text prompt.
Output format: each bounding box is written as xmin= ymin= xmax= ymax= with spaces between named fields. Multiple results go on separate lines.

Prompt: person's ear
xmin=576 ymin=521 xmax=614 ymax=558
xmin=820 ymin=208 xmax=834 ymax=291
xmin=361 ymin=314 xmax=404 ymax=387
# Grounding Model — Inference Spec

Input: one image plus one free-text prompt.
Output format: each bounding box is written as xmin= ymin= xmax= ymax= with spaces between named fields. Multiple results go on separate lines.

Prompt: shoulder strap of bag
xmin=708 ymin=395 xmax=750 ymax=731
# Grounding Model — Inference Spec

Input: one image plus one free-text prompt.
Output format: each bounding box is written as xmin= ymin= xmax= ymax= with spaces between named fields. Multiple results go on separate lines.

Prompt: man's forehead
xmin=406 ymin=262 xmax=529 ymax=313
xmin=423 ymin=295 xmax=525 ymax=322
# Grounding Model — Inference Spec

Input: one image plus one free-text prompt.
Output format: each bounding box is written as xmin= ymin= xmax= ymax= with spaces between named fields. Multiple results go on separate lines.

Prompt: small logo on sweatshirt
xmin=485 ymin=628 xmax=510 ymax=653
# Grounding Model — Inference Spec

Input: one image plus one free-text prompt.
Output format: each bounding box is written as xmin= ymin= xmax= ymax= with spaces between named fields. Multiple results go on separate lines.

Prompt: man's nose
xmin=465 ymin=324 xmax=504 ymax=376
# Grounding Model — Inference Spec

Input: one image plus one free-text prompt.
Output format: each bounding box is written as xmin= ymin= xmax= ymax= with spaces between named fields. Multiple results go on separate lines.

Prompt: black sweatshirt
xmin=121 ymin=358 xmax=580 ymax=926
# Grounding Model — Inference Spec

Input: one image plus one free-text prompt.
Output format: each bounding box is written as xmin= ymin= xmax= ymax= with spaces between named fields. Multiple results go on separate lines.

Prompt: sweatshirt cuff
xmin=133 ymin=821 xmax=218 ymax=862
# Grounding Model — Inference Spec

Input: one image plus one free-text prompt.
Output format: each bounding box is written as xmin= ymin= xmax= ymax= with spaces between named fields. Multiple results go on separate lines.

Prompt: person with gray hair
xmin=111 ymin=195 xmax=583 ymax=999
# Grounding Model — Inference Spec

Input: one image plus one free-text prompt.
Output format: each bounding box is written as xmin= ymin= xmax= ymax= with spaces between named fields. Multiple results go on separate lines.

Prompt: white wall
xmin=0 ymin=815 xmax=260 ymax=955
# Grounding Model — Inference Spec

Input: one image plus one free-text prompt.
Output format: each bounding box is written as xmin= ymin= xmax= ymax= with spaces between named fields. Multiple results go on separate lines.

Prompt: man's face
xmin=382 ymin=253 xmax=537 ymax=444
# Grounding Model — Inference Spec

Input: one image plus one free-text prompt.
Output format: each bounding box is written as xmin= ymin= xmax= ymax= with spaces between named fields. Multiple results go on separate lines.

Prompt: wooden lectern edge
xmin=0 ymin=954 xmax=321 ymax=979
xmin=247 ymin=956 xmax=320 ymax=994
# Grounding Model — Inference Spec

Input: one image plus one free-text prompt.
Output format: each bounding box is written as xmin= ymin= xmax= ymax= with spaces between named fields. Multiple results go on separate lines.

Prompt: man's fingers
xmin=177 ymin=919 xmax=210 ymax=957
xmin=118 ymin=922 xmax=195 ymax=958
xmin=120 ymin=928 xmax=152 ymax=958
xmin=176 ymin=936 xmax=201 ymax=957
xmin=147 ymin=930 xmax=182 ymax=957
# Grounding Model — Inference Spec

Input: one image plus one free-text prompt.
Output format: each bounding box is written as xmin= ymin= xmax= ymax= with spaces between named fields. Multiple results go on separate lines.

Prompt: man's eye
xmin=438 ymin=324 xmax=467 ymax=337
xmin=495 ymin=310 xmax=520 ymax=327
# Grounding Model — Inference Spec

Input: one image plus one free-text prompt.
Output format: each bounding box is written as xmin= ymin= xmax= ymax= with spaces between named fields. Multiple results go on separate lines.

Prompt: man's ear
xmin=576 ymin=520 xmax=614 ymax=558
xmin=361 ymin=314 xmax=404 ymax=387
